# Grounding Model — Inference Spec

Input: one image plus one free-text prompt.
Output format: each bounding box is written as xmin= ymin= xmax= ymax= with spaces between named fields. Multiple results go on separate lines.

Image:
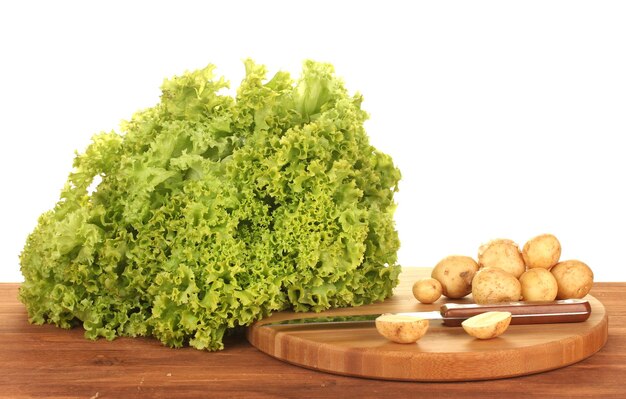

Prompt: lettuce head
xmin=19 ymin=60 xmax=402 ymax=350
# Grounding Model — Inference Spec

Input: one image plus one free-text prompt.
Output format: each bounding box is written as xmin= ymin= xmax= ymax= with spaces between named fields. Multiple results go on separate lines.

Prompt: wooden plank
xmin=1 ymin=272 xmax=625 ymax=398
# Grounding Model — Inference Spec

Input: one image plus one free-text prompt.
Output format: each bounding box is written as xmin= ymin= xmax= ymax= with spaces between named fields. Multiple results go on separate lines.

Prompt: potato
xmin=431 ymin=256 xmax=479 ymax=299
xmin=375 ymin=314 xmax=429 ymax=343
xmin=461 ymin=311 xmax=512 ymax=339
xmin=522 ymin=234 xmax=561 ymax=269
xmin=471 ymin=267 xmax=522 ymax=304
xmin=519 ymin=268 xmax=558 ymax=301
xmin=551 ymin=260 xmax=594 ymax=299
xmin=477 ymin=239 xmax=526 ymax=278
xmin=412 ymin=278 xmax=442 ymax=304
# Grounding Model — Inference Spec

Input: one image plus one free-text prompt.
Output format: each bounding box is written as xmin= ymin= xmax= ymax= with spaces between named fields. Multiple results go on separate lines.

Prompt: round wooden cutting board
xmin=246 ymin=268 xmax=608 ymax=381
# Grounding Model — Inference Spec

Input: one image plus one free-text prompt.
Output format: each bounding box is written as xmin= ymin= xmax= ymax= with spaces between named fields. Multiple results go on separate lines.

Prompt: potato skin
xmin=412 ymin=278 xmax=442 ymax=304
xmin=471 ymin=267 xmax=522 ymax=304
xmin=478 ymin=239 xmax=526 ymax=278
xmin=551 ymin=260 xmax=594 ymax=299
xmin=375 ymin=315 xmax=429 ymax=343
xmin=519 ymin=268 xmax=558 ymax=301
xmin=431 ymin=256 xmax=479 ymax=299
xmin=522 ymin=234 xmax=561 ymax=269
xmin=461 ymin=311 xmax=512 ymax=339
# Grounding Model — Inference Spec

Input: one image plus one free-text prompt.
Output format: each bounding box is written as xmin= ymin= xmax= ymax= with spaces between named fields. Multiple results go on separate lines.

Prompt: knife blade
xmin=261 ymin=298 xmax=592 ymax=327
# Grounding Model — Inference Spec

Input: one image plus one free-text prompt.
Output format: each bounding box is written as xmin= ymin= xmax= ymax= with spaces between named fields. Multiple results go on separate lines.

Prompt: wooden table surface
xmin=1 ymin=268 xmax=624 ymax=399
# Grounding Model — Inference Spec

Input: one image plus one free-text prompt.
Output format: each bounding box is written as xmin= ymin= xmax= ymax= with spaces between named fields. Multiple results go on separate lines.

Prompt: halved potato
xmin=461 ymin=311 xmax=512 ymax=339
xmin=375 ymin=314 xmax=429 ymax=343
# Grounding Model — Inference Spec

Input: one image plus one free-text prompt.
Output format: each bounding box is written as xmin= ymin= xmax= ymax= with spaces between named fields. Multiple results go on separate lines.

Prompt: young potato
xmin=471 ymin=267 xmax=522 ymax=304
xmin=522 ymin=234 xmax=561 ymax=269
xmin=551 ymin=260 xmax=594 ymax=299
xmin=462 ymin=311 xmax=512 ymax=339
xmin=431 ymin=256 xmax=479 ymax=299
xmin=478 ymin=239 xmax=526 ymax=278
xmin=412 ymin=278 xmax=442 ymax=304
xmin=375 ymin=314 xmax=429 ymax=344
xmin=519 ymin=268 xmax=558 ymax=301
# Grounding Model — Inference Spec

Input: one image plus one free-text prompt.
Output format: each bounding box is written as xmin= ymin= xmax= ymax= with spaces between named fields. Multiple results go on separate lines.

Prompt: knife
xmin=261 ymin=299 xmax=592 ymax=327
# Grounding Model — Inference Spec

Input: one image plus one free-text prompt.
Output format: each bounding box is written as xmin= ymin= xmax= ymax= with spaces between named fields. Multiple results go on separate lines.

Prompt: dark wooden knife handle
xmin=440 ymin=299 xmax=592 ymax=327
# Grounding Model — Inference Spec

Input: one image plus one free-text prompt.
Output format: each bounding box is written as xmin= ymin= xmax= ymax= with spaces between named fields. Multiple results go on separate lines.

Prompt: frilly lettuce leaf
xmin=19 ymin=59 xmax=402 ymax=350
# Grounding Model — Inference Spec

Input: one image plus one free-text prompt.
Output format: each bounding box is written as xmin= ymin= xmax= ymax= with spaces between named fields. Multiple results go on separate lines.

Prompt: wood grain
xmin=247 ymin=268 xmax=608 ymax=381
xmin=0 ymin=269 xmax=624 ymax=399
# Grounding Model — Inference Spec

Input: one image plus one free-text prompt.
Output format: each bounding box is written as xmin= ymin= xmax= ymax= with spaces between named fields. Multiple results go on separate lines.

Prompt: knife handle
xmin=440 ymin=299 xmax=592 ymax=327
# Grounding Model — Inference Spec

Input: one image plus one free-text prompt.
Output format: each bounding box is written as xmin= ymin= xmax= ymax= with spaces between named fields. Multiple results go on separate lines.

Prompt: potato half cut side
xmin=375 ymin=314 xmax=429 ymax=343
xmin=461 ymin=311 xmax=512 ymax=339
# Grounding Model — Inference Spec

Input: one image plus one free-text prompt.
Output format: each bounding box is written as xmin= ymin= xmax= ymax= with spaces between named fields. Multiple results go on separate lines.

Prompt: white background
xmin=1 ymin=1 xmax=625 ymax=282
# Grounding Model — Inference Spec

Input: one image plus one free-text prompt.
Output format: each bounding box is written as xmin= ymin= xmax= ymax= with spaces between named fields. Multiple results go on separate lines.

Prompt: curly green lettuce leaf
xmin=19 ymin=59 xmax=402 ymax=351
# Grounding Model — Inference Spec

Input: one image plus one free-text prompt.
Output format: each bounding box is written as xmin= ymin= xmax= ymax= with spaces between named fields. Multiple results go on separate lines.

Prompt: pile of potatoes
xmin=377 ymin=234 xmax=594 ymax=344
xmin=413 ymin=233 xmax=594 ymax=305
